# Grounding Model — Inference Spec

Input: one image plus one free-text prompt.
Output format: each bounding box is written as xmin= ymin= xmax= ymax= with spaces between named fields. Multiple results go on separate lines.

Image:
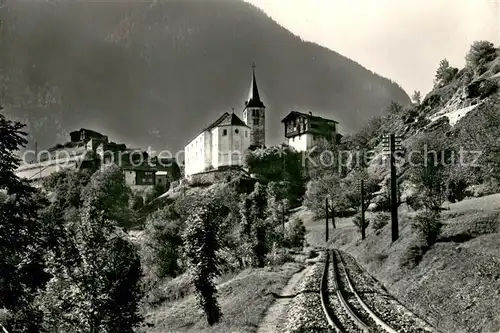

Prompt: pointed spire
xmin=245 ymin=62 xmax=265 ymax=108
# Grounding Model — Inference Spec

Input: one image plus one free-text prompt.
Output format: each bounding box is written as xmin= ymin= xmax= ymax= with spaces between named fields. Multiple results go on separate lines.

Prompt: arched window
xmin=235 ymin=128 xmax=239 ymax=134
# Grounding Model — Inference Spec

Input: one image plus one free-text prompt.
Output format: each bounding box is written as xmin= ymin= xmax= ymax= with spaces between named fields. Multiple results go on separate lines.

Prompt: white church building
xmin=184 ymin=64 xmax=266 ymax=178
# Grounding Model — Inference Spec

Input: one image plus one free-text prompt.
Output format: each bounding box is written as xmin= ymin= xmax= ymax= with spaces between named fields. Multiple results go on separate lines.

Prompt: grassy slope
xmin=298 ymin=194 xmax=500 ymax=333
xmin=140 ymin=263 xmax=303 ymax=333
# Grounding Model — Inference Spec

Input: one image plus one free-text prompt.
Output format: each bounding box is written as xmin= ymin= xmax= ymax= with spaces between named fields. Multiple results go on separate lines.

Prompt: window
xmin=223 ymin=129 xmax=228 ymax=136
xmin=245 ymin=130 xmax=248 ymax=138
xmin=253 ymin=119 xmax=259 ymax=125
xmin=235 ymin=128 xmax=239 ymax=134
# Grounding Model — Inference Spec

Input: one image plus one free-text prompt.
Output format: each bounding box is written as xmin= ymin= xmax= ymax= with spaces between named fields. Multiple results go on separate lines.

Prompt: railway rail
xmin=319 ymin=249 xmax=438 ymax=333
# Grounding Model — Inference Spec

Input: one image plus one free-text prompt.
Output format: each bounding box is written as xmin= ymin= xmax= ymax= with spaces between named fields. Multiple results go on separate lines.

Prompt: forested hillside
xmin=0 ymin=0 xmax=409 ymax=151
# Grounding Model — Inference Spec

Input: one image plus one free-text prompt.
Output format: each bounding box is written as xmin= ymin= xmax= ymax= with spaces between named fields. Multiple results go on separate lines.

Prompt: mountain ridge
xmin=0 ymin=0 xmax=410 ymax=153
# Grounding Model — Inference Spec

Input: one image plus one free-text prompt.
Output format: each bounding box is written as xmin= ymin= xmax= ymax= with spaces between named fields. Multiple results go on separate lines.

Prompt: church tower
xmin=243 ymin=63 xmax=266 ymax=148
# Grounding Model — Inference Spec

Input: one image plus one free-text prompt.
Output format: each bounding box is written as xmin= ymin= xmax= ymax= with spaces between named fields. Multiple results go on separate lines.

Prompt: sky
xmin=246 ymin=0 xmax=499 ymax=96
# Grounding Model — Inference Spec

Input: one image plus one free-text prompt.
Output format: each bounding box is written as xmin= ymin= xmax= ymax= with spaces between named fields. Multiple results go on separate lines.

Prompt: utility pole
xmin=360 ymin=179 xmax=366 ymax=240
xmin=325 ymin=197 xmax=329 ymax=243
xmin=383 ymin=134 xmax=403 ymax=243
xmin=282 ymin=200 xmax=285 ymax=233
xmin=331 ymin=205 xmax=336 ymax=229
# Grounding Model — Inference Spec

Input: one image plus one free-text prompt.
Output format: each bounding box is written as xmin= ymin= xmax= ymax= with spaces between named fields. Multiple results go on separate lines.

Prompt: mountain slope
xmin=0 ymin=0 xmax=409 ymax=152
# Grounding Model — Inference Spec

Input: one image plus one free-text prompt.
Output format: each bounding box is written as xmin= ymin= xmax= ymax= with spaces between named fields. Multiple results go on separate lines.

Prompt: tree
xmin=434 ymin=59 xmax=458 ymax=87
xmin=142 ymin=206 xmax=184 ymax=280
xmin=304 ymin=137 xmax=340 ymax=179
xmin=43 ymin=169 xmax=93 ymax=210
xmin=238 ymin=183 xmax=270 ymax=267
xmin=387 ymin=101 xmax=403 ymax=114
xmin=266 ymin=181 xmax=289 ymax=227
xmin=465 ymin=40 xmax=497 ymax=69
xmin=408 ymin=130 xmax=454 ymax=213
xmin=183 ymin=201 xmax=226 ymax=326
xmin=39 ymin=168 xmax=144 ymax=333
xmin=284 ymin=217 xmax=306 ymax=249
xmin=303 ymin=173 xmax=342 ymax=218
xmin=244 ymin=145 xmax=304 ymax=206
xmin=411 ymin=90 xmax=422 ymax=105
xmin=0 ymin=111 xmax=48 ymax=332
xmin=81 ymin=164 xmax=136 ymax=230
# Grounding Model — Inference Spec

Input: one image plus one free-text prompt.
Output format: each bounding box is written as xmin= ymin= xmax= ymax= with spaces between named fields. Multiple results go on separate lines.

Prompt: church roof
xmin=245 ymin=63 xmax=265 ymax=108
xmin=203 ymin=112 xmax=249 ymax=132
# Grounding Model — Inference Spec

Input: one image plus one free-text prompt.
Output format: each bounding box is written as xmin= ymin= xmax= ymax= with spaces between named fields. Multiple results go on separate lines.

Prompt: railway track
xmin=320 ymin=249 xmax=438 ymax=333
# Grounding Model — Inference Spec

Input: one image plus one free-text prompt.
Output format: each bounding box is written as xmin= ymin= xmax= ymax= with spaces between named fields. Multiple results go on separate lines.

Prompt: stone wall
xmin=188 ymin=167 xmax=244 ymax=186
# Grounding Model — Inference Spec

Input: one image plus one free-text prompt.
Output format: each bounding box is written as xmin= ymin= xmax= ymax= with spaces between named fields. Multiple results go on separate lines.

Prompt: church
xmin=184 ymin=64 xmax=266 ymax=178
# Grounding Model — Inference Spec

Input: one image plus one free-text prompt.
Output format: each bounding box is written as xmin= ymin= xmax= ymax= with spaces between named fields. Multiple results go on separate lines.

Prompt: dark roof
xmin=202 ymin=112 xmax=249 ymax=132
xmin=69 ymin=128 xmax=107 ymax=139
xmin=281 ymin=111 xmax=339 ymax=124
xmin=244 ymin=64 xmax=265 ymax=108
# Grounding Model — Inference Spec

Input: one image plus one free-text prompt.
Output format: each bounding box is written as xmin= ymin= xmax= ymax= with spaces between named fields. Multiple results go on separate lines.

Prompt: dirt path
xmin=256 ymin=263 xmax=314 ymax=333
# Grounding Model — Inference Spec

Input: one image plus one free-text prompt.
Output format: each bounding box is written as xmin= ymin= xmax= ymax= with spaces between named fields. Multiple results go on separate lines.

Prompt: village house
xmin=281 ymin=111 xmax=340 ymax=151
xmin=16 ymin=128 xmax=180 ymax=188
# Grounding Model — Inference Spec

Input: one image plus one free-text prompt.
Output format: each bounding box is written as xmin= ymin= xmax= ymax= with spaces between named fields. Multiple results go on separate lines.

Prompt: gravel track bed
xmin=333 ymin=250 xmax=386 ymax=333
xmin=325 ymin=252 xmax=363 ymax=333
xmin=339 ymin=251 xmax=438 ymax=333
xmin=340 ymin=253 xmax=389 ymax=296
xmin=284 ymin=252 xmax=334 ymax=333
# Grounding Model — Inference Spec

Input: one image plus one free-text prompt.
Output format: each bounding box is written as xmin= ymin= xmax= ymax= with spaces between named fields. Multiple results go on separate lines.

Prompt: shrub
xmin=143 ymin=274 xmax=193 ymax=307
xmin=491 ymin=63 xmax=500 ymax=74
xmin=352 ymin=213 xmax=370 ymax=232
xmin=130 ymin=195 xmax=144 ymax=210
xmin=478 ymin=79 xmax=498 ymax=98
xmin=372 ymin=213 xmax=389 ymax=232
xmin=400 ymin=242 xmax=428 ymax=269
xmin=446 ymin=178 xmax=469 ymax=203
xmin=306 ymin=250 xmax=318 ymax=259
xmin=285 ymin=217 xmax=306 ymax=249
xmin=266 ymin=244 xmax=294 ymax=266
xmin=412 ymin=211 xmax=442 ymax=246
xmin=468 ymin=180 xmax=500 ymax=198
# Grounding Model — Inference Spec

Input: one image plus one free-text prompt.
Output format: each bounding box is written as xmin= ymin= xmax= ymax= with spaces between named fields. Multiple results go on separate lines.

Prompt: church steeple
xmin=242 ymin=63 xmax=266 ymax=148
xmin=245 ymin=63 xmax=265 ymax=108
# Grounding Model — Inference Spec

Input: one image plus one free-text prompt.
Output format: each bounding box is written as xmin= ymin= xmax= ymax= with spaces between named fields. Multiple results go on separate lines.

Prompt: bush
xmin=478 ymin=79 xmax=498 ymax=98
xmin=266 ymin=244 xmax=294 ymax=266
xmin=400 ymin=242 xmax=428 ymax=269
xmin=468 ymin=180 xmax=500 ymax=198
xmin=491 ymin=63 xmax=500 ymax=74
xmin=352 ymin=213 xmax=370 ymax=232
xmin=285 ymin=217 xmax=306 ymax=249
xmin=446 ymin=178 xmax=469 ymax=203
xmin=372 ymin=213 xmax=389 ymax=232
xmin=412 ymin=211 xmax=442 ymax=246
xmin=130 ymin=195 xmax=144 ymax=211
xmin=143 ymin=274 xmax=193 ymax=307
